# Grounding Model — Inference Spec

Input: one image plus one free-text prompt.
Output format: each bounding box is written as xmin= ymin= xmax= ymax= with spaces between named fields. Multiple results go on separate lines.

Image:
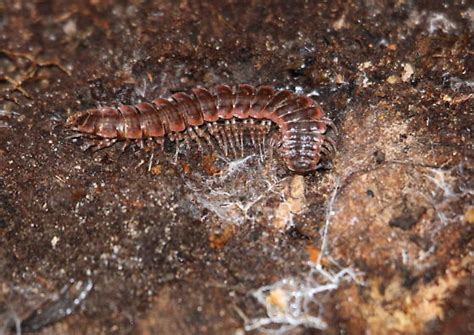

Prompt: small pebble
xmin=387 ymin=75 xmax=400 ymax=84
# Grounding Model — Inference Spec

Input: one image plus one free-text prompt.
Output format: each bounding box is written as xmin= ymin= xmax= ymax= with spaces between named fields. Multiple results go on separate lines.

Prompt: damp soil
xmin=0 ymin=1 xmax=472 ymax=334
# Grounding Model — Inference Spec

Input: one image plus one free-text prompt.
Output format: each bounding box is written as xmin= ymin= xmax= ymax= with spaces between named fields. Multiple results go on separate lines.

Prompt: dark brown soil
xmin=0 ymin=1 xmax=472 ymax=334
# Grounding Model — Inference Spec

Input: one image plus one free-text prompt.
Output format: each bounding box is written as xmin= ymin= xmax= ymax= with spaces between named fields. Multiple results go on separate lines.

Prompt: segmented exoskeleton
xmin=65 ymin=84 xmax=337 ymax=173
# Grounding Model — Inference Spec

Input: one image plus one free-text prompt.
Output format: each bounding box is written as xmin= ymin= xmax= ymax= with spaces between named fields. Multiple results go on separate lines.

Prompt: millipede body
xmin=66 ymin=84 xmax=337 ymax=173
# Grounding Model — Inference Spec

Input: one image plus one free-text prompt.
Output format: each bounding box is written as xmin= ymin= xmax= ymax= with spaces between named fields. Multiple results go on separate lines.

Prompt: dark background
xmin=0 ymin=1 xmax=472 ymax=334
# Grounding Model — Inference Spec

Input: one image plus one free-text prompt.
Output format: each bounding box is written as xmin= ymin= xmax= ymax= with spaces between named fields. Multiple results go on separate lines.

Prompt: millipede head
xmin=65 ymin=110 xmax=89 ymax=129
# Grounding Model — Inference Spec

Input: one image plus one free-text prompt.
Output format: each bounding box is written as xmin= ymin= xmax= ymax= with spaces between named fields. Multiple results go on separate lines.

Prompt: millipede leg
xmin=182 ymin=133 xmax=191 ymax=151
xmin=121 ymin=139 xmax=131 ymax=152
xmin=259 ymin=121 xmax=272 ymax=159
xmin=144 ymin=138 xmax=153 ymax=150
xmin=252 ymin=125 xmax=263 ymax=161
xmin=79 ymin=138 xmax=96 ymax=151
xmin=148 ymin=152 xmax=155 ymax=172
xmin=187 ymin=128 xmax=203 ymax=151
xmin=201 ymin=130 xmax=216 ymax=150
xmin=320 ymin=145 xmax=332 ymax=157
xmin=258 ymin=132 xmax=264 ymax=162
xmin=173 ymin=138 xmax=180 ymax=163
xmin=143 ymin=137 xmax=156 ymax=151
xmin=230 ymin=119 xmax=243 ymax=157
xmin=209 ymin=123 xmax=229 ymax=156
xmin=194 ymin=126 xmax=214 ymax=151
xmin=223 ymin=121 xmax=237 ymax=157
xmin=239 ymin=127 xmax=244 ymax=157
xmin=259 ymin=121 xmax=271 ymax=155
xmin=246 ymin=119 xmax=257 ymax=151
xmin=267 ymin=135 xmax=276 ymax=166
xmin=324 ymin=136 xmax=337 ymax=152
xmin=208 ymin=124 xmax=227 ymax=155
xmin=89 ymin=138 xmax=117 ymax=152
xmin=66 ymin=133 xmax=88 ymax=140
xmin=250 ymin=129 xmax=257 ymax=150
xmin=322 ymin=118 xmax=338 ymax=135
xmin=217 ymin=126 xmax=230 ymax=156
xmin=153 ymin=137 xmax=164 ymax=152
xmin=237 ymin=120 xmax=244 ymax=157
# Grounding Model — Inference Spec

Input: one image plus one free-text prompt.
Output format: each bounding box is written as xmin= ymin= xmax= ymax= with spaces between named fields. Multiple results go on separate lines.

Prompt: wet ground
xmin=0 ymin=1 xmax=472 ymax=334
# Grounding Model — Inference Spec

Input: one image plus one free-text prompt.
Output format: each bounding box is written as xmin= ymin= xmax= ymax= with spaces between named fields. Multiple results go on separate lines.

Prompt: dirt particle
xmin=373 ymin=150 xmax=385 ymax=164
xmin=63 ymin=20 xmax=77 ymax=37
xmin=401 ymin=63 xmax=415 ymax=82
xmin=335 ymin=73 xmax=345 ymax=84
xmin=273 ymin=175 xmax=306 ymax=229
xmin=181 ymin=161 xmax=191 ymax=174
xmin=127 ymin=199 xmax=145 ymax=209
xmin=463 ymin=207 xmax=474 ymax=223
xmin=386 ymin=43 xmax=398 ymax=51
xmin=333 ymin=14 xmax=347 ymax=31
xmin=287 ymin=226 xmax=310 ymax=240
xmin=51 ymin=236 xmax=60 ymax=248
xmin=202 ymin=153 xmax=220 ymax=176
xmin=150 ymin=164 xmax=162 ymax=175
xmin=265 ymin=288 xmax=287 ymax=312
xmin=409 ymin=234 xmax=433 ymax=252
xmin=389 ymin=207 xmax=427 ymax=230
xmin=387 ymin=75 xmax=401 ymax=84
xmin=208 ymin=224 xmax=236 ymax=249
xmin=305 ymin=244 xmax=330 ymax=266
xmin=359 ymin=61 xmax=373 ymax=70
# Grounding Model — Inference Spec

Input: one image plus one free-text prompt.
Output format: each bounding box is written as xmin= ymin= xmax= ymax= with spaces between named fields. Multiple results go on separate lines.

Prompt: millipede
xmin=65 ymin=84 xmax=337 ymax=173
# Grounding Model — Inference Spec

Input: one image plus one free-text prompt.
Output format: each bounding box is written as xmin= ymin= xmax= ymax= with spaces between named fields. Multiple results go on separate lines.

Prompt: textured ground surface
xmin=0 ymin=1 xmax=472 ymax=334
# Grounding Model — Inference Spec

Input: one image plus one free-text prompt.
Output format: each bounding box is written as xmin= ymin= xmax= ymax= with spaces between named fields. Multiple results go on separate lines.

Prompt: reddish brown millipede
xmin=65 ymin=84 xmax=337 ymax=173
